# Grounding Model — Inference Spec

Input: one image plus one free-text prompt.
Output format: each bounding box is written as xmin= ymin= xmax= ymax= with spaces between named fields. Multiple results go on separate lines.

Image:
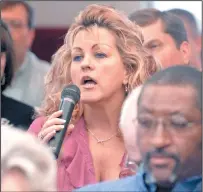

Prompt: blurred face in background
xmin=120 ymin=86 xmax=143 ymax=166
xmin=179 ymin=17 xmax=202 ymax=70
xmin=1 ymin=168 xmax=30 ymax=191
xmin=1 ymin=4 xmax=35 ymax=71
xmin=141 ymin=19 xmax=191 ymax=68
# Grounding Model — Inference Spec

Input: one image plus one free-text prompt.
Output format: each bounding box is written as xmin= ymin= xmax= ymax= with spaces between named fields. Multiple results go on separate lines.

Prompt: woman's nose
xmin=80 ymin=55 xmax=95 ymax=71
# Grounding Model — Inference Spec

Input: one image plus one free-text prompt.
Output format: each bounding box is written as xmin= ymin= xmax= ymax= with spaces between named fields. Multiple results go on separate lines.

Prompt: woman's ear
xmin=123 ymin=69 xmax=129 ymax=85
xmin=123 ymin=70 xmax=130 ymax=94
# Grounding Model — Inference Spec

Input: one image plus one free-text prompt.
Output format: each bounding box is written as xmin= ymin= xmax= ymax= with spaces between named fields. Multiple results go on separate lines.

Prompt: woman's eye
xmin=95 ymin=53 xmax=107 ymax=58
xmin=72 ymin=55 xmax=83 ymax=62
xmin=150 ymin=44 xmax=160 ymax=50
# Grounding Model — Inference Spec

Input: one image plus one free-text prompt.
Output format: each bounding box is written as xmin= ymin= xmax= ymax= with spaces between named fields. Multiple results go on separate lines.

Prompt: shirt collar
xmin=140 ymin=169 xmax=202 ymax=192
xmin=15 ymin=51 xmax=30 ymax=76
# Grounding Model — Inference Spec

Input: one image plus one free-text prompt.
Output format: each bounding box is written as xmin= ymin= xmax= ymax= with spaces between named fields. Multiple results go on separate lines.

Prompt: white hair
xmin=120 ymin=86 xmax=142 ymax=162
xmin=1 ymin=122 xmax=57 ymax=191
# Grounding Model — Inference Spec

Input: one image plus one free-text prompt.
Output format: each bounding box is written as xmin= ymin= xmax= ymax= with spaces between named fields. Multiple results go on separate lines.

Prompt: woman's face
xmin=1 ymin=52 xmax=6 ymax=79
xmin=70 ymin=26 xmax=127 ymax=104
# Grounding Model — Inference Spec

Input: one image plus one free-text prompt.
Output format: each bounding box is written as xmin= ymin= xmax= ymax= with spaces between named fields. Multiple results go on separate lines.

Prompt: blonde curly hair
xmin=38 ymin=4 xmax=160 ymax=123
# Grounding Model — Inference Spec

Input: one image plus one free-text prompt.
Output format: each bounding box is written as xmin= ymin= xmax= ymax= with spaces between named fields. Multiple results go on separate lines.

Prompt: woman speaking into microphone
xmin=28 ymin=4 xmax=160 ymax=191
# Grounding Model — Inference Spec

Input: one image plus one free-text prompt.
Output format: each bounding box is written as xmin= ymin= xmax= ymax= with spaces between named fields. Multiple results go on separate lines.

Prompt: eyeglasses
xmin=135 ymin=114 xmax=201 ymax=135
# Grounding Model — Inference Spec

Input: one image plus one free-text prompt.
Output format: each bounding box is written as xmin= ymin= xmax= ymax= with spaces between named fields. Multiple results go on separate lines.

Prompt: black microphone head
xmin=61 ymin=84 xmax=80 ymax=103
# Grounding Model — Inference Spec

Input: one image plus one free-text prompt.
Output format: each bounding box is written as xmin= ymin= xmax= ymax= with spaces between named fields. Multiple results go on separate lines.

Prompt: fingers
xmin=41 ymin=124 xmax=74 ymax=143
xmin=48 ymin=110 xmax=63 ymax=120
xmin=67 ymin=124 xmax=75 ymax=135
xmin=43 ymin=118 xmax=65 ymax=129
xmin=38 ymin=110 xmax=76 ymax=143
xmin=41 ymin=130 xmax=56 ymax=144
xmin=40 ymin=123 xmax=64 ymax=143
xmin=39 ymin=124 xmax=75 ymax=143
xmin=42 ymin=124 xmax=64 ymax=136
xmin=43 ymin=110 xmax=65 ymax=129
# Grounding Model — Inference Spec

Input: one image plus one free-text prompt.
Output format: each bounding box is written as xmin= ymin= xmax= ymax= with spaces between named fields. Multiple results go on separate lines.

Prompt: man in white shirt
xmin=1 ymin=1 xmax=50 ymax=107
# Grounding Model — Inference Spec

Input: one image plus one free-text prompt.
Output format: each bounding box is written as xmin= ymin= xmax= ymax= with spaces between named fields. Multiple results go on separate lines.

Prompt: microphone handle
xmin=49 ymin=100 xmax=75 ymax=159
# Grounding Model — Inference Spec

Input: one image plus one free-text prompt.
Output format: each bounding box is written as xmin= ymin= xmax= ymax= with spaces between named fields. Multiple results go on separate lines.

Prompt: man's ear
xmin=195 ymin=35 xmax=202 ymax=54
xmin=180 ymin=41 xmax=191 ymax=64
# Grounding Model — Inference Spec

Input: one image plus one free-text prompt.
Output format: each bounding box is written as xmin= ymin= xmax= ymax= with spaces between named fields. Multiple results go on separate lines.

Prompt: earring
xmin=1 ymin=74 xmax=5 ymax=85
xmin=125 ymin=84 xmax=128 ymax=95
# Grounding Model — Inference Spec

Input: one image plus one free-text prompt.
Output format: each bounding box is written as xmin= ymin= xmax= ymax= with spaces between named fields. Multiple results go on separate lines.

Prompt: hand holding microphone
xmin=38 ymin=110 xmax=75 ymax=143
xmin=38 ymin=84 xmax=80 ymax=159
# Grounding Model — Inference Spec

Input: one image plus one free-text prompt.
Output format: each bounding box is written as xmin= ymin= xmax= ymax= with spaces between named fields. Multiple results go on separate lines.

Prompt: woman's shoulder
xmin=28 ymin=116 xmax=47 ymax=135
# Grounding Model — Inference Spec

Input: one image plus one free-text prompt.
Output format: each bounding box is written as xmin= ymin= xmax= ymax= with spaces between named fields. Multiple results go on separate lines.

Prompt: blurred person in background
xmin=129 ymin=9 xmax=191 ymax=69
xmin=167 ymin=8 xmax=202 ymax=70
xmin=28 ymin=4 xmax=159 ymax=191
xmin=76 ymin=65 xmax=202 ymax=192
xmin=119 ymin=85 xmax=142 ymax=178
xmin=1 ymin=20 xmax=35 ymax=130
xmin=1 ymin=1 xmax=51 ymax=107
xmin=1 ymin=122 xmax=56 ymax=191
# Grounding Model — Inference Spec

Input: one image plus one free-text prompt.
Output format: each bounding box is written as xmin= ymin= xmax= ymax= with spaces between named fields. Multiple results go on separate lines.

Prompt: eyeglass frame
xmin=133 ymin=114 xmax=202 ymax=136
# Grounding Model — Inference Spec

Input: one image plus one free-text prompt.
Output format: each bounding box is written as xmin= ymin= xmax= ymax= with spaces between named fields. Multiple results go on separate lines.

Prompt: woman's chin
xmin=80 ymin=96 xmax=101 ymax=104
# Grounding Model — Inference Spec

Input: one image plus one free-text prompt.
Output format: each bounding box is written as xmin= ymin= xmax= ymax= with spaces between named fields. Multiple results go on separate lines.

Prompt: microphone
xmin=48 ymin=84 xmax=80 ymax=159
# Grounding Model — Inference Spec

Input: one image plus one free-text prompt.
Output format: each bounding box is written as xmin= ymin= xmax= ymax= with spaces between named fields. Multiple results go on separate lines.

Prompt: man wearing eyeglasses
xmin=1 ymin=1 xmax=50 ymax=107
xmin=76 ymin=65 xmax=202 ymax=192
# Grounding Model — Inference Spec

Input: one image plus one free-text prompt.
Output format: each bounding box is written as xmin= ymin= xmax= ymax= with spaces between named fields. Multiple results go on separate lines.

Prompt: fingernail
xmin=60 ymin=125 xmax=64 ymax=129
xmin=69 ymin=124 xmax=74 ymax=129
xmin=60 ymin=119 xmax=66 ymax=123
xmin=59 ymin=110 xmax=63 ymax=112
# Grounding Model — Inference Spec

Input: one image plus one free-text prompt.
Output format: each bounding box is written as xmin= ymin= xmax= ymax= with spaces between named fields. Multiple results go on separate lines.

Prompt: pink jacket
xmin=28 ymin=117 xmax=127 ymax=191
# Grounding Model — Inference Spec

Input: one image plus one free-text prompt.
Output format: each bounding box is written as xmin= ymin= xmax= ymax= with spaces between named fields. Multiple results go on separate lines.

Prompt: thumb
xmin=67 ymin=124 xmax=75 ymax=135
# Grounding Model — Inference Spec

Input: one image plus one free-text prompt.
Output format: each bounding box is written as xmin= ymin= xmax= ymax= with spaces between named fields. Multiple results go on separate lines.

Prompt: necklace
xmin=86 ymin=127 xmax=120 ymax=144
